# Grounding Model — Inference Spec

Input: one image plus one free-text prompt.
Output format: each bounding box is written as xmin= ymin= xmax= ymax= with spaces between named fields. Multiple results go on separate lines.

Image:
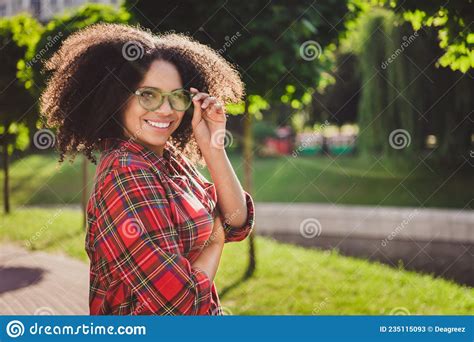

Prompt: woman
xmin=39 ymin=23 xmax=255 ymax=315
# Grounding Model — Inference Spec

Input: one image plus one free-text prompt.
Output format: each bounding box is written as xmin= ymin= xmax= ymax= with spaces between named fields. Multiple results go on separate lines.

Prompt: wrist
xmin=204 ymin=236 xmax=225 ymax=248
xmin=202 ymin=147 xmax=227 ymax=168
xmin=202 ymin=144 xmax=226 ymax=157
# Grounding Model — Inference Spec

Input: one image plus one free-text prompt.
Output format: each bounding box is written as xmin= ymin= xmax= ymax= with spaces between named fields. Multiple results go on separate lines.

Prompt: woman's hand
xmin=189 ymin=87 xmax=227 ymax=156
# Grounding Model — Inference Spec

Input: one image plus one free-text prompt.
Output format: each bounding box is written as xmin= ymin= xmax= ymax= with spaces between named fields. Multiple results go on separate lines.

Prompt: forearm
xmin=202 ymin=148 xmax=248 ymax=228
xmin=191 ymin=216 xmax=225 ymax=281
xmin=191 ymin=241 xmax=223 ymax=281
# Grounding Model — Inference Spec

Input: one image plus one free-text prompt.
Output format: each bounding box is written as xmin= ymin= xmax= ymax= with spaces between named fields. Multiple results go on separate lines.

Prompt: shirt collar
xmin=98 ymin=137 xmax=175 ymax=170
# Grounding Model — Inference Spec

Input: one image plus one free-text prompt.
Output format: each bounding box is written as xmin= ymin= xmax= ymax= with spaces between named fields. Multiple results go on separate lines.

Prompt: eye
xmin=141 ymin=90 xmax=155 ymax=98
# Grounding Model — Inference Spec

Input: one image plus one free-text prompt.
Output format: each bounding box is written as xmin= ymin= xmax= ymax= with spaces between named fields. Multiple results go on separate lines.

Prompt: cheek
xmin=174 ymin=112 xmax=186 ymax=127
xmin=123 ymin=106 xmax=144 ymax=131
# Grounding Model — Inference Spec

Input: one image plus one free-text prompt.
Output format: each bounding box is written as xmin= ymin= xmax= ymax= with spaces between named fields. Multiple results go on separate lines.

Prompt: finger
xmin=213 ymin=101 xmax=225 ymax=113
xmin=193 ymin=93 xmax=209 ymax=105
xmin=202 ymin=96 xmax=216 ymax=109
xmin=204 ymin=103 xmax=225 ymax=119
xmin=203 ymin=106 xmax=226 ymax=123
xmin=189 ymin=87 xmax=207 ymax=97
xmin=209 ymin=100 xmax=225 ymax=114
xmin=191 ymin=95 xmax=203 ymax=128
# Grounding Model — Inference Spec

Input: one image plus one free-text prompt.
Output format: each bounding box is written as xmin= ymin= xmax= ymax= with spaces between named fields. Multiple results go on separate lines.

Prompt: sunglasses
xmin=133 ymin=86 xmax=195 ymax=112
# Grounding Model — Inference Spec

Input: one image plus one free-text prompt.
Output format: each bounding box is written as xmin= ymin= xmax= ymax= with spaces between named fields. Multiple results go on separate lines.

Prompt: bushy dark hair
xmin=39 ymin=23 xmax=245 ymax=164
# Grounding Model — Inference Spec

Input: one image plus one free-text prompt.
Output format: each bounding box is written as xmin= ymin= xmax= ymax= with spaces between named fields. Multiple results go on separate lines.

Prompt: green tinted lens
xmin=169 ymin=90 xmax=193 ymax=111
xmin=138 ymin=88 xmax=162 ymax=110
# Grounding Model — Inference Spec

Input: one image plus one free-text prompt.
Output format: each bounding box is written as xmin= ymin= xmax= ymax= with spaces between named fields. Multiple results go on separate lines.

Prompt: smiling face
xmin=122 ymin=59 xmax=187 ymax=156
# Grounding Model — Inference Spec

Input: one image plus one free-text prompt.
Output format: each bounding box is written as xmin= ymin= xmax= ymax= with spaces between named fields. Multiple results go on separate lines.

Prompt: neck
xmin=149 ymin=144 xmax=165 ymax=157
xmin=122 ymin=130 xmax=166 ymax=157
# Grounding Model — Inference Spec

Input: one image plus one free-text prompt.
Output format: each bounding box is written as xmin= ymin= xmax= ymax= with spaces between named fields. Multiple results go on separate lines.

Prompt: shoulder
xmin=95 ymin=148 xmax=161 ymax=192
xmin=100 ymin=149 xmax=151 ymax=172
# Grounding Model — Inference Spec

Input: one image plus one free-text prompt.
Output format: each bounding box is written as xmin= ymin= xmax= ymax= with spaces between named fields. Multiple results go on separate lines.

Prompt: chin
xmin=144 ymin=136 xmax=169 ymax=148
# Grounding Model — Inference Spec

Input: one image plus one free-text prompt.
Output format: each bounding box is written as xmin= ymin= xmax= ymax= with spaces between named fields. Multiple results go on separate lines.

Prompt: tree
xmin=0 ymin=14 xmax=42 ymax=214
xmin=311 ymin=52 xmax=360 ymax=126
xmin=124 ymin=0 xmax=350 ymax=276
xmin=348 ymin=0 xmax=473 ymax=72
xmin=351 ymin=5 xmax=473 ymax=164
xmin=389 ymin=0 xmax=473 ymax=72
xmin=29 ymin=3 xmax=132 ymax=97
xmin=28 ymin=3 xmax=132 ymax=225
xmin=355 ymin=8 xmax=393 ymax=155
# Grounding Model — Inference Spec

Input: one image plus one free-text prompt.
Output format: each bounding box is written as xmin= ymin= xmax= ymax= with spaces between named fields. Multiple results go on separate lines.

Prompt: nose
xmin=152 ymin=96 xmax=173 ymax=114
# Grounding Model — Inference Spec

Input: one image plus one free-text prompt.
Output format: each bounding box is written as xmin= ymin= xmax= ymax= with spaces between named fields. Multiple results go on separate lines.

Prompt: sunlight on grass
xmin=1 ymin=208 xmax=472 ymax=314
xmin=2 ymin=153 xmax=472 ymax=208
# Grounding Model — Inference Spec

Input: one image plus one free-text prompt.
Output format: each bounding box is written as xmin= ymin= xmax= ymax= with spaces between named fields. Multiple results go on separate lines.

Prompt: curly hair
xmin=39 ymin=23 xmax=245 ymax=164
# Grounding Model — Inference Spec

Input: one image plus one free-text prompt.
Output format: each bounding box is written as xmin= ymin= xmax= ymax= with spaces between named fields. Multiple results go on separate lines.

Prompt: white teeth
xmin=146 ymin=120 xmax=171 ymax=128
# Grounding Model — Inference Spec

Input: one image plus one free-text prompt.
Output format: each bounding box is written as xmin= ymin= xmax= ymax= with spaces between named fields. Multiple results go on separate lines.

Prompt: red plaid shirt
xmin=85 ymin=137 xmax=255 ymax=315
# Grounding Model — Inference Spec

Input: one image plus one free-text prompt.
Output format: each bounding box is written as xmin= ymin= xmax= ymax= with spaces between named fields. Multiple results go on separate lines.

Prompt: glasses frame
xmin=133 ymin=86 xmax=196 ymax=112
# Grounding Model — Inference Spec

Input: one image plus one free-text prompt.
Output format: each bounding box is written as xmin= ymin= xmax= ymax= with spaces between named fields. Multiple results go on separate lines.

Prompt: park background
xmin=0 ymin=0 xmax=473 ymax=315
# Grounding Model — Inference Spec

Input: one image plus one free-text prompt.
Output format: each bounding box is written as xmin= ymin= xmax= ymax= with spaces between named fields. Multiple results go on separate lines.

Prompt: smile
xmin=144 ymin=119 xmax=172 ymax=129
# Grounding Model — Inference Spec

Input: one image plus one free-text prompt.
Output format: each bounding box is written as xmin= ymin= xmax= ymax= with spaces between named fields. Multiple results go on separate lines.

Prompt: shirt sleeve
xmin=214 ymin=190 xmax=255 ymax=243
xmin=94 ymin=165 xmax=212 ymax=315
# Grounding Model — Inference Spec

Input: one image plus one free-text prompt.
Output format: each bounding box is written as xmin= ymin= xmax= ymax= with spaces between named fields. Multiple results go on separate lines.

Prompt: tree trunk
xmin=2 ymin=133 xmax=10 ymax=214
xmin=243 ymin=98 xmax=256 ymax=278
xmin=81 ymin=154 xmax=88 ymax=229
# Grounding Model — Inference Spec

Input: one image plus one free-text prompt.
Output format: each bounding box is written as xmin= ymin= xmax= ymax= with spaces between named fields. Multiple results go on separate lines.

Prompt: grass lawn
xmin=1 ymin=208 xmax=473 ymax=314
xmin=1 ymin=152 xmax=473 ymax=209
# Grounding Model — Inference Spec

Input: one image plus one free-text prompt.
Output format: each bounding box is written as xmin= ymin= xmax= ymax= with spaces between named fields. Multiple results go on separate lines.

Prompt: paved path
xmin=0 ymin=244 xmax=89 ymax=315
xmin=1 ymin=203 xmax=472 ymax=315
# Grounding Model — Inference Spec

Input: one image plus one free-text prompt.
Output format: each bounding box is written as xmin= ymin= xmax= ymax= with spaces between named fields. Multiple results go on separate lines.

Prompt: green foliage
xmin=355 ymin=8 xmax=394 ymax=155
xmin=384 ymin=21 xmax=420 ymax=155
xmin=344 ymin=0 xmax=472 ymax=72
xmin=311 ymin=52 xmax=360 ymax=125
xmin=29 ymin=3 xmax=132 ymax=97
xmin=388 ymin=0 xmax=472 ymax=72
xmin=349 ymin=5 xmax=473 ymax=163
xmin=0 ymin=13 xmax=41 ymax=151
xmin=124 ymin=0 xmax=349 ymax=112
xmin=2 ymin=153 xmax=472 ymax=209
